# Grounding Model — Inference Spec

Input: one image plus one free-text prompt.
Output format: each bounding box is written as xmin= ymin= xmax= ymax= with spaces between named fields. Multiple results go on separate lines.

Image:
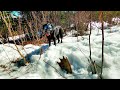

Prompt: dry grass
xmin=22 ymin=36 xmax=48 ymax=46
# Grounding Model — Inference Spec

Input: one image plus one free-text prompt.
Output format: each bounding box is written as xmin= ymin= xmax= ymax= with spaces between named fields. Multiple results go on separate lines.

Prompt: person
xmin=43 ymin=21 xmax=54 ymax=46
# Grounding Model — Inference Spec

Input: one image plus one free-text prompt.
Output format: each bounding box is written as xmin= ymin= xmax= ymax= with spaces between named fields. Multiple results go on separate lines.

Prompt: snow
xmin=0 ymin=23 xmax=120 ymax=79
xmin=88 ymin=21 xmax=109 ymax=30
xmin=112 ymin=17 xmax=120 ymax=24
xmin=70 ymin=24 xmax=75 ymax=28
xmin=8 ymin=34 xmax=25 ymax=41
xmin=0 ymin=34 xmax=26 ymax=43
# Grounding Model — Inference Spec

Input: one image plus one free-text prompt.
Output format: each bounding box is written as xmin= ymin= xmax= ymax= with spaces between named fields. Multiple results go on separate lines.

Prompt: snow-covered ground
xmin=8 ymin=34 xmax=25 ymax=41
xmin=112 ymin=17 xmax=120 ymax=24
xmin=0 ymin=34 xmax=25 ymax=44
xmin=88 ymin=21 xmax=109 ymax=30
xmin=0 ymin=24 xmax=120 ymax=79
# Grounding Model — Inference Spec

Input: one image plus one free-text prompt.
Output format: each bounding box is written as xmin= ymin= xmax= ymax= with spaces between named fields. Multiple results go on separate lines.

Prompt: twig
xmin=43 ymin=59 xmax=67 ymax=79
xmin=88 ymin=13 xmax=95 ymax=74
xmin=0 ymin=11 xmax=27 ymax=64
xmin=0 ymin=35 xmax=11 ymax=61
xmin=100 ymin=11 xmax=104 ymax=79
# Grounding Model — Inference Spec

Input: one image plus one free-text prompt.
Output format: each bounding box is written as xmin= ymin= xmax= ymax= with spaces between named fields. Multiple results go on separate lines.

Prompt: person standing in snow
xmin=42 ymin=21 xmax=63 ymax=46
xmin=43 ymin=21 xmax=54 ymax=46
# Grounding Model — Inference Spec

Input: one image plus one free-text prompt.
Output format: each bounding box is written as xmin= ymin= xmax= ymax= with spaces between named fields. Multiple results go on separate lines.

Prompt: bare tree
xmin=99 ymin=11 xmax=104 ymax=79
xmin=0 ymin=11 xmax=27 ymax=65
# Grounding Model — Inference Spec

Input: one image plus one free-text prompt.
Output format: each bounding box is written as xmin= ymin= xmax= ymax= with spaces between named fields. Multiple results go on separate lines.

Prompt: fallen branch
xmin=43 ymin=59 xmax=67 ymax=79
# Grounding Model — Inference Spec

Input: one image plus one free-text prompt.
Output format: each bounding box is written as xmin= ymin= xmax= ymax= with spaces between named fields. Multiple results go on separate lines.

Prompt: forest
xmin=0 ymin=11 xmax=120 ymax=79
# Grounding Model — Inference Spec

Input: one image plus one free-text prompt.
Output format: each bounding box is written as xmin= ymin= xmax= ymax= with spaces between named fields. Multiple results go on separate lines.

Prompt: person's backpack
xmin=43 ymin=24 xmax=48 ymax=30
xmin=47 ymin=23 xmax=53 ymax=30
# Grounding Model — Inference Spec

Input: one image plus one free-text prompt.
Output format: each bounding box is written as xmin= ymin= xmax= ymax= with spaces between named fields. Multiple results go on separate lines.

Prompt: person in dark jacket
xmin=43 ymin=23 xmax=63 ymax=46
xmin=43 ymin=22 xmax=54 ymax=46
